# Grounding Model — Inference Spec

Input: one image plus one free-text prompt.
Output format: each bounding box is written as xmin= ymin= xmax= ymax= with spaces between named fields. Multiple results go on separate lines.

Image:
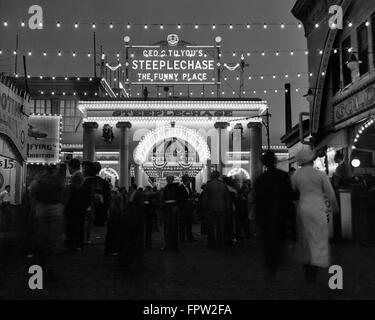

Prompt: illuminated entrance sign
xmin=126 ymin=34 xmax=219 ymax=85
xmin=112 ymin=109 xmax=233 ymax=117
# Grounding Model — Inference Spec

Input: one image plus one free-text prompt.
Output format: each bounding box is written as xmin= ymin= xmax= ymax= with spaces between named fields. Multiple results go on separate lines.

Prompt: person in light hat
xmin=292 ymin=148 xmax=339 ymax=282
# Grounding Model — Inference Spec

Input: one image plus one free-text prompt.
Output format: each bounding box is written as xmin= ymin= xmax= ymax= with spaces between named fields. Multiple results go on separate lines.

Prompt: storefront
xmin=0 ymin=76 xmax=31 ymax=231
xmin=291 ymin=0 xmax=375 ymax=243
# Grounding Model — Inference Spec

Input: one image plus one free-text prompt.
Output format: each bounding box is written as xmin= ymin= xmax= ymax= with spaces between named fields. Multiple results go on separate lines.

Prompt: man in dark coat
xmin=93 ymin=162 xmax=111 ymax=226
xmin=65 ymin=158 xmax=84 ymax=249
xmin=202 ymin=171 xmax=230 ymax=249
xmin=119 ymin=185 xmax=145 ymax=275
xmin=254 ymin=151 xmax=295 ymax=277
xmin=179 ymin=174 xmax=196 ymax=242
xmin=161 ymin=176 xmax=181 ymax=251
xmin=144 ymin=186 xmax=155 ymax=248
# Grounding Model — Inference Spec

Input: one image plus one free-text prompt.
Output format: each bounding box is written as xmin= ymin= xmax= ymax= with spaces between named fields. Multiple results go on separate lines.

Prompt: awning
xmin=314 ymin=129 xmax=348 ymax=151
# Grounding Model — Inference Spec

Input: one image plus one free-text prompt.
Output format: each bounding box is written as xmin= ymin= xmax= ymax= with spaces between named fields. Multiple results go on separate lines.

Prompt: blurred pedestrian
xmin=179 ymin=174 xmax=196 ymax=242
xmin=119 ymin=185 xmax=145 ymax=276
xmin=246 ymin=180 xmax=256 ymax=237
xmin=104 ymin=190 xmax=122 ymax=256
xmin=93 ymin=162 xmax=111 ymax=226
xmin=198 ymin=183 xmax=207 ymax=235
xmin=254 ymin=151 xmax=295 ymax=277
xmin=0 ymin=185 xmax=11 ymax=229
xmin=65 ymin=158 xmax=84 ymax=249
xmin=237 ymin=181 xmax=251 ymax=239
xmin=202 ymin=171 xmax=230 ymax=249
xmin=80 ymin=162 xmax=98 ymax=244
xmin=29 ymin=167 xmax=65 ymax=282
xmin=292 ymin=149 xmax=339 ymax=282
xmin=161 ymin=176 xmax=181 ymax=251
xmin=223 ymin=177 xmax=237 ymax=245
xmin=144 ymin=186 xmax=154 ymax=248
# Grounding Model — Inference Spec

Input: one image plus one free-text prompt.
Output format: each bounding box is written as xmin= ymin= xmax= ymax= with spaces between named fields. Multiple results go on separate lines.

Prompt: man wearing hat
xmin=179 ymin=174 xmax=196 ymax=242
xmin=254 ymin=151 xmax=295 ymax=277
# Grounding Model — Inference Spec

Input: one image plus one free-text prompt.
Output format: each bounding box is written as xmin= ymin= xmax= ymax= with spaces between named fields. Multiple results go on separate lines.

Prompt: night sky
xmin=0 ymin=0 xmax=309 ymax=145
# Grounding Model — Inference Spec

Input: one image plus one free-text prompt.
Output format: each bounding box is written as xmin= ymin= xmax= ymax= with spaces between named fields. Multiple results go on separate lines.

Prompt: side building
xmin=285 ymin=0 xmax=375 ymax=244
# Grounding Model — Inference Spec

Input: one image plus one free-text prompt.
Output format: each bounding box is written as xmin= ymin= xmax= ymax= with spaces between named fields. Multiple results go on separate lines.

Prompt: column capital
xmin=214 ymin=121 xmax=229 ymax=130
xmin=82 ymin=121 xmax=98 ymax=129
xmin=116 ymin=121 xmax=132 ymax=129
xmin=247 ymin=121 xmax=262 ymax=129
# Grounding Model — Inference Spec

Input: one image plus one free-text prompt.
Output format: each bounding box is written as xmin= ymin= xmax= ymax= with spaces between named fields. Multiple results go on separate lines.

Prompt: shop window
xmin=33 ymin=99 xmax=51 ymax=114
xmin=63 ymin=118 xmax=75 ymax=132
xmin=60 ymin=100 xmax=77 ymax=116
xmin=357 ymin=23 xmax=370 ymax=76
xmin=60 ymin=100 xmax=80 ymax=132
xmin=341 ymin=36 xmax=352 ymax=86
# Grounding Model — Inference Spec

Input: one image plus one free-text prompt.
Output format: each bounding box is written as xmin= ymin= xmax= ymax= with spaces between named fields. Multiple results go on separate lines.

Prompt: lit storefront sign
xmin=27 ymin=115 xmax=62 ymax=164
xmin=334 ymin=84 xmax=375 ymax=123
xmin=112 ymin=109 xmax=234 ymax=117
xmin=126 ymin=34 xmax=218 ymax=85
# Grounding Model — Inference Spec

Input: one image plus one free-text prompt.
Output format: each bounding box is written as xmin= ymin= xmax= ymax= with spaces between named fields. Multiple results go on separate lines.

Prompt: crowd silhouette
xmin=20 ymin=149 xmax=338 ymax=286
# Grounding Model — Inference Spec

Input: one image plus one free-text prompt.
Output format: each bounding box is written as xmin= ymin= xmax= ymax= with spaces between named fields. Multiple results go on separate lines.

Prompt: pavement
xmin=1 ymin=225 xmax=375 ymax=300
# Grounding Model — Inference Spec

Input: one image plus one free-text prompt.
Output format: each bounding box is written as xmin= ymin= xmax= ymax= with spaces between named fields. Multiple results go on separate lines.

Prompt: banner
xmin=127 ymin=34 xmax=218 ymax=85
xmin=27 ymin=115 xmax=61 ymax=164
xmin=0 ymin=81 xmax=30 ymax=161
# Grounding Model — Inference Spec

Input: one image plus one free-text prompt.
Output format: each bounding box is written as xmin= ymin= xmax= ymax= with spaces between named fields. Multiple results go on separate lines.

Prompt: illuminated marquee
xmin=112 ymin=109 xmax=234 ymax=117
xmin=126 ymin=34 xmax=219 ymax=85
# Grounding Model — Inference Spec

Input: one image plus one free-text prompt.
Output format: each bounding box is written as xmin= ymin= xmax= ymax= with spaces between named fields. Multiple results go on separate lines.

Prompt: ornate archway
xmin=133 ymin=124 xmax=211 ymax=165
xmin=227 ymin=167 xmax=250 ymax=180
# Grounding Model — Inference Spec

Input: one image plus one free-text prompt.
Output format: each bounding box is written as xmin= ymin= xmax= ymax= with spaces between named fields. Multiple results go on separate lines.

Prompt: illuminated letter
xmin=28 ymin=5 xmax=43 ymax=30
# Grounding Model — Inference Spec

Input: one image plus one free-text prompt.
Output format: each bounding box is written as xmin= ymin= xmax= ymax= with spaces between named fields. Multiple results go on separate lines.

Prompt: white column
xmin=116 ymin=122 xmax=132 ymax=189
xmin=83 ymin=122 xmax=98 ymax=161
xmin=214 ymin=122 xmax=229 ymax=176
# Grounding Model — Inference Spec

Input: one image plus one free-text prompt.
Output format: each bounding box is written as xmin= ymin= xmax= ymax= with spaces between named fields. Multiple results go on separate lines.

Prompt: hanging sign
xmin=27 ymin=115 xmax=61 ymax=164
xmin=127 ymin=34 xmax=219 ymax=85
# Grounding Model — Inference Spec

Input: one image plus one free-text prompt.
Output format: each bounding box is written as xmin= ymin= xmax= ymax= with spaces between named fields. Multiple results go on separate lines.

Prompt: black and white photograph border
xmin=0 ymin=0 xmax=375 ymax=307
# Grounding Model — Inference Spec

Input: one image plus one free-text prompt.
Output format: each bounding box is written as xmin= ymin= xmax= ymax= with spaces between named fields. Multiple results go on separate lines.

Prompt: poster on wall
xmin=27 ymin=115 xmax=62 ymax=164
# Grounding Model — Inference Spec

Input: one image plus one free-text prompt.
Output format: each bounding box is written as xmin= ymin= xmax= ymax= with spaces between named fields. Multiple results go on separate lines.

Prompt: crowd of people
xmin=19 ymin=147 xmax=339 ymax=285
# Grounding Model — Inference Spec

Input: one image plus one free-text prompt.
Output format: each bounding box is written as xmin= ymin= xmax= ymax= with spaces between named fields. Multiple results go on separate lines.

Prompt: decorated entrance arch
xmin=134 ymin=124 xmax=210 ymax=165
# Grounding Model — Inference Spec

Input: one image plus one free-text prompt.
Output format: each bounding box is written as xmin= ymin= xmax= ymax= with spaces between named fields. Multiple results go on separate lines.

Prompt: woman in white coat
xmin=292 ymin=149 xmax=339 ymax=281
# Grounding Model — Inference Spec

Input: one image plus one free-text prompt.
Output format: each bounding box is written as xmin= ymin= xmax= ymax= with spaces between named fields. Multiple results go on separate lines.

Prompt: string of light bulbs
xmin=1 ymin=19 xmax=372 ymax=30
xmin=0 ymin=47 xmax=368 ymax=58
xmin=14 ymin=72 xmax=312 ymax=81
xmin=29 ymin=86 xmax=312 ymax=97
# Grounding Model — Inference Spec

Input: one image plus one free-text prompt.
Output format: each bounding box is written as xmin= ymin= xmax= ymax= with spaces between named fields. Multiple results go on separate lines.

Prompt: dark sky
xmin=0 ymin=0 xmax=309 ymax=145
